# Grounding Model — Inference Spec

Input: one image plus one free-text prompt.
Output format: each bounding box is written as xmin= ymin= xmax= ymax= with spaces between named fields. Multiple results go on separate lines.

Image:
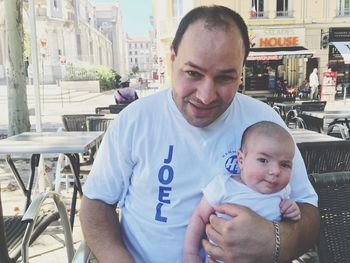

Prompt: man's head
xmin=237 ymin=121 xmax=295 ymax=194
xmin=170 ymin=6 xmax=250 ymax=127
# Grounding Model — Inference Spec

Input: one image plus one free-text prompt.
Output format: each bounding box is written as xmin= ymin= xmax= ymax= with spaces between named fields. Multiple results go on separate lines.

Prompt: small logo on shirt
xmin=223 ymin=152 xmax=239 ymax=174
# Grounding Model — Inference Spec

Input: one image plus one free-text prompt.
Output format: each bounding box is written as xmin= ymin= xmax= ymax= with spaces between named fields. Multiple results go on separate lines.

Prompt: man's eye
xmin=215 ymin=75 xmax=234 ymax=84
xmin=186 ymin=71 xmax=202 ymax=78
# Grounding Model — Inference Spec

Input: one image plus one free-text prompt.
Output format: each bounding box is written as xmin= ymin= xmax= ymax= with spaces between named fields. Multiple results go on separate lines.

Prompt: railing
xmin=276 ymin=10 xmax=294 ymax=17
xmin=250 ymin=11 xmax=268 ymax=19
xmin=337 ymin=7 xmax=350 ymax=16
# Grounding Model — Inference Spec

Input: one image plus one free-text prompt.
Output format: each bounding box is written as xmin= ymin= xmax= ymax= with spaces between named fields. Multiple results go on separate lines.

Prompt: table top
xmin=290 ymin=129 xmax=343 ymax=144
xmin=0 ymin=131 xmax=104 ymax=154
xmin=301 ymin=110 xmax=350 ymax=119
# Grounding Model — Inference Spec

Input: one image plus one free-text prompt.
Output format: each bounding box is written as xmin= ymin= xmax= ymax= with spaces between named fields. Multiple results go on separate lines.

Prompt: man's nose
xmin=196 ymin=79 xmax=217 ymax=105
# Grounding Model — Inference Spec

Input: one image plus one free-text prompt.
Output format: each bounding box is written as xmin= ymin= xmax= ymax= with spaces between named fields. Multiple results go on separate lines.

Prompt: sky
xmin=90 ymin=0 xmax=152 ymax=36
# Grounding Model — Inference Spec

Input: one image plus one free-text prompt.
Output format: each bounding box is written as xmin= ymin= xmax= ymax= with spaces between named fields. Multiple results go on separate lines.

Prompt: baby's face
xmin=237 ymin=134 xmax=294 ymax=194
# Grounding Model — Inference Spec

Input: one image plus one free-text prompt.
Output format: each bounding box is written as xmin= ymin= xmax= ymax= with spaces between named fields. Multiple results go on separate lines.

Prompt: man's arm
xmin=202 ymin=203 xmax=319 ymax=263
xmin=79 ymin=196 xmax=134 ymax=263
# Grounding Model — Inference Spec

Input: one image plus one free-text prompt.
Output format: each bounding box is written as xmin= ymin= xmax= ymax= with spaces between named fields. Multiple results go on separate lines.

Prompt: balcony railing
xmin=337 ymin=8 xmax=350 ymax=16
xmin=250 ymin=11 xmax=268 ymax=19
xmin=276 ymin=10 xmax=294 ymax=17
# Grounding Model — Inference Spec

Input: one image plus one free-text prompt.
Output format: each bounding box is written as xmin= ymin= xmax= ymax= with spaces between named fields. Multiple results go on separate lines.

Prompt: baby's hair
xmin=240 ymin=121 xmax=294 ymax=152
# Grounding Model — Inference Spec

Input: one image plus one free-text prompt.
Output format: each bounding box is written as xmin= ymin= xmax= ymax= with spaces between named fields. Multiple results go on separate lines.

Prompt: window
xmin=131 ymin=58 xmax=133 ymax=62
xmin=129 ymin=51 xmax=132 ymax=55
xmin=251 ymin=0 xmax=265 ymax=18
xmin=276 ymin=0 xmax=291 ymax=17
xmin=135 ymin=58 xmax=138 ymax=63
xmin=53 ymin=0 xmax=58 ymax=9
xmin=135 ymin=51 xmax=138 ymax=55
xmin=172 ymin=0 xmax=183 ymax=17
xmin=141 ymin=43 xmax=143 ymax=48
xmin=338 ymin=0 xmax=350 ymax=16
xmin=129 ymin=43 xmax=132 ymax=49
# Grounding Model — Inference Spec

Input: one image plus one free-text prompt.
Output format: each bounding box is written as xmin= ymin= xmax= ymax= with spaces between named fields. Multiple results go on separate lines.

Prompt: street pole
xmin=28 ymin=0 xmax=42 ymax=132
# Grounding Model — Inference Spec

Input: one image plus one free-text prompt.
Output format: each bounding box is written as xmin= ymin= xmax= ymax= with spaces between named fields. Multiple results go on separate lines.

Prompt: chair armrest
xmin=72 ymin=240 xmax=92 ymax=263
xmin=21 ymin=192 xmax=75 ymax=263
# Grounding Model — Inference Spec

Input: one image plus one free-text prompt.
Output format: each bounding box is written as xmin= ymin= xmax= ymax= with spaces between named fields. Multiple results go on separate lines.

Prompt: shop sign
xmin=329 ymin=28 xmax=350 ymax=42
xmin=249 ymin=28 xmax=305 ymax=48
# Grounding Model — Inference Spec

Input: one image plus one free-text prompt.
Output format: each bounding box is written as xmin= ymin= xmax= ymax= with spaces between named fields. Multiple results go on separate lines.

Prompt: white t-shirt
xmin=84 ymin=89 xmax=318 ymax=263
xmin=203 ymin=174 xmax=291 ymax=222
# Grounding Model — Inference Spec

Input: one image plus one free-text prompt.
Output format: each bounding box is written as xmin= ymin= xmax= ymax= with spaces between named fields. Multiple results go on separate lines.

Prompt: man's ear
xmin=170 ymin=48 xmax=176 ymax=62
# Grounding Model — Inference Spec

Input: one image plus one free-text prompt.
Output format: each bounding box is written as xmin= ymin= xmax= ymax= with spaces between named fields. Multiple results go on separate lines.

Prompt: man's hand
xmin=202 ymin=203 xmax=319 ymax=263
xmin=202 ymin=204 xmax=274 ymax=263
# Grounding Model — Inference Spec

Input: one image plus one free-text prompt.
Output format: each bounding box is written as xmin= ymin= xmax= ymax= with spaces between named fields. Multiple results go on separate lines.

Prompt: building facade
xmin=126 ymin=35 xmax=153 ymax=80
xmin=151 ymin=0 xmax=350 ymax=96
xmin=0 ymin=0 xmax=126 ymax=84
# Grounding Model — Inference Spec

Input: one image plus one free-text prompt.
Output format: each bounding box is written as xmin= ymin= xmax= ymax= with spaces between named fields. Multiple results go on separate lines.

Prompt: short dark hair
xmin=171 ymin=5 xmax=250 ymax=64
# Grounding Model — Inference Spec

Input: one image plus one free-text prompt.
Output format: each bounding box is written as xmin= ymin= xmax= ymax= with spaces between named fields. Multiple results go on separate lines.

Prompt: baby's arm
xmin=280 ymin=199 xmax=301 ymax=221
xmin=183 ymin=196 xmax=215 ymax=263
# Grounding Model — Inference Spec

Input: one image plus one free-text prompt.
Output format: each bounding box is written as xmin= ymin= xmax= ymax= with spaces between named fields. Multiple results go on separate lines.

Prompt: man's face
xmin=171 ymin=20 xmax=245 ymax=127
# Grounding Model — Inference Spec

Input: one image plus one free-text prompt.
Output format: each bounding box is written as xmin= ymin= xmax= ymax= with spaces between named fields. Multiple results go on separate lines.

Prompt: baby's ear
xmin=236 ymin=149 xmax=244 ymax=168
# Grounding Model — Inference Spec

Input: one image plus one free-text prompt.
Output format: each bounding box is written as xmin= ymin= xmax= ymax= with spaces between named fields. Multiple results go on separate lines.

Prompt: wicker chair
xmin=0 ymin=190 xmax=74 ymax=263
xmin=309 ymin=171 xmax=350 ymax=263
xmin=61 ymin=114 xmax=104 ymax=132
xmin=86 ymin=116 xmax=114 ymax=132
xmin=297 ymin=140 xmax=350 ymax=174
xmin=95 ymin=104 xmax=128 ymax=114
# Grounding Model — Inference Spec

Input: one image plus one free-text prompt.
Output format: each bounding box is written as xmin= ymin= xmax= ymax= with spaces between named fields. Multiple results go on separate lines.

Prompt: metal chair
xmin=309 ymin=171 xmax=350 ymax=263
xmin=0 ymin=190 xmax=74 ymax=263
xmin=327 ymin=123 xmax=349 ymax=140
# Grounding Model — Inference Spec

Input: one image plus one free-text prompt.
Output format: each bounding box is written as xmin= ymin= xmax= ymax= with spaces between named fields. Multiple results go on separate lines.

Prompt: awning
xmin=331 ymin=42 xmax=350 ymax=64
xmin=247 ymin=47 xmax=314 ymax=61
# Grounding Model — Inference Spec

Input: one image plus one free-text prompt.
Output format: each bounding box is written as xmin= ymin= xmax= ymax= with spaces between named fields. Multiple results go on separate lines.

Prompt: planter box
xmin=60 ymin=80 xmax=101 ymax=93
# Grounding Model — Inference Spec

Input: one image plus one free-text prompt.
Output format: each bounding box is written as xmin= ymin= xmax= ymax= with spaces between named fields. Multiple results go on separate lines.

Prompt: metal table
xmin=300 ymin=110 xmax=350 ymax=133
xmin=0 ymin=131 xmax=104 ymax=228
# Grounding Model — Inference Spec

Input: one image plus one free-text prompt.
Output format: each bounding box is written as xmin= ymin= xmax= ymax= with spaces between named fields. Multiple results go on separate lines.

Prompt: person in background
xmin=114 ymin=77 xmax=139 ymax=104
xmin=80 ymin=5 xmax=319 ymax=263
xmin=298 ymin=79 xmax=310 ymax=99
xmin=183 ymin=121 xmax=301 ymax=263
xmin=309 ymin=68 xmax=319 ymax=100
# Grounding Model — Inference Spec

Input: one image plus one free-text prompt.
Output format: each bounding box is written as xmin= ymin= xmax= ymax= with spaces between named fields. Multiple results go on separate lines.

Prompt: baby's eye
xmin=281 ymin=162 xmax=292 ymax=169
xmin=186 ymin=71 xmax=202 ymax=79
xmin=257 ymin=158 xmax=268 ymax=164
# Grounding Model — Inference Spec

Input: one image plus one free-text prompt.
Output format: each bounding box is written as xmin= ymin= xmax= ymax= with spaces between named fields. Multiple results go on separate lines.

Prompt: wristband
xmin=272 ymin=221 xmax=281 ymax=263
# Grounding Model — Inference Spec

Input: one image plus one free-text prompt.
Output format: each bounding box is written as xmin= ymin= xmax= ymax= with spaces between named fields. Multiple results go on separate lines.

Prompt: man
xmin=80 ymin=6 xmax=319 ymax=263
xmin=309 ymin=68 xmax=319 ymax=100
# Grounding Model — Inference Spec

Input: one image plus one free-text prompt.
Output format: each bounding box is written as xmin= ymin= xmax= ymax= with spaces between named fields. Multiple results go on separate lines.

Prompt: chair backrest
xmin=309 ymin=171 xmax=350 ymax=263
xmin=108 ymin=104 xmax=128 ymax=114
xmin=0 ymin=189 xmax=12 ymax=263
xmin=86 ymin=116 xmax=114 ymax=132
xmin=62 ymin=114 xmax=103 ymax=131
xmin=296 ymin=101 xmax=327 ymax=112
xmin=297 ymin=141 xmax=350 ymax=174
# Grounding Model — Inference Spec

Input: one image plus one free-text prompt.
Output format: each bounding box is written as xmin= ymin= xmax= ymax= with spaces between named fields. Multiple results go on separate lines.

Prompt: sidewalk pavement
xmin=0 ymin=84 xmax=348 ymax=262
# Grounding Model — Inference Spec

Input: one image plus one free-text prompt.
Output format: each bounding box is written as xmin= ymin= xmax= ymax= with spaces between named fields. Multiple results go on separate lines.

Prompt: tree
xmin=4 ymin=0 xmax=30 ymax=135
xmin=132 ymin=65 xmax=140 ymax=76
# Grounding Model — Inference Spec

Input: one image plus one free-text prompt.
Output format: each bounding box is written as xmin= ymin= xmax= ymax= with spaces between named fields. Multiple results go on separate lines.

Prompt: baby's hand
xmin=280 ymin=199 xmax=301 ymax=221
